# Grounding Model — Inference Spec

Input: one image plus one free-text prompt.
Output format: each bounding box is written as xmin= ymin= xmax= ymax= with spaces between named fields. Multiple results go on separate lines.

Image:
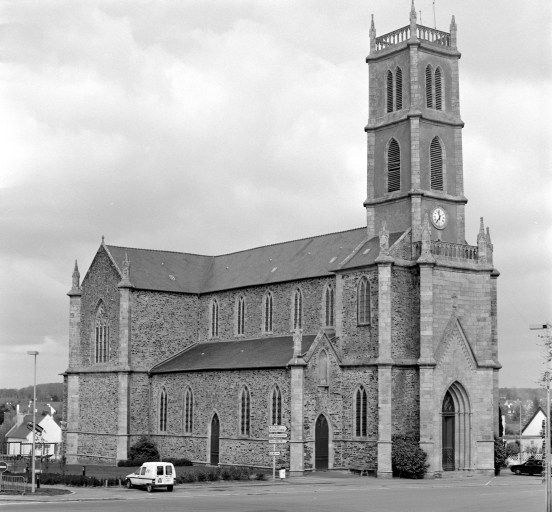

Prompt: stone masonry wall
xmin=131 ymin=291 xmax=199 ymax=370
xmin=79 ymin=374 xmax=118 ymax=434
xmin=80 ymin=246 xmax=121 ymax=367
xmin=391 ymin=368 xmax=419 ymax=436
xmin=198 ymin=277 xmax=335 ymax=343
xmin=391 ymin=267 xmax=420 ymax=359
xmin=339 ymin=270 xmax=378 ymax=360
xmin=129 ymin=373 xmax=150 ymax=435
xmin=150 ymin=369 xmax=289 ymax=467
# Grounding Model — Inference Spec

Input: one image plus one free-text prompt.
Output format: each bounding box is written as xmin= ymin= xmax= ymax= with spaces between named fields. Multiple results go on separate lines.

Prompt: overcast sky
xmin=0 ymin=0 xmax=550 ymax=390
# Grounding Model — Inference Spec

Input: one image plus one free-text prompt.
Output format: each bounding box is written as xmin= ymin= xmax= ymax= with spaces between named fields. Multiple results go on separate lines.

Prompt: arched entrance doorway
xmin=210 ymin=414 xmax=220 ymax=465
xmin=315 ymin=415 xmax=329 ymax=470
xmin=442 ymin=391 xmax=455 ymax=470
xmin=442 ymin=382 xmax=472 ymax=471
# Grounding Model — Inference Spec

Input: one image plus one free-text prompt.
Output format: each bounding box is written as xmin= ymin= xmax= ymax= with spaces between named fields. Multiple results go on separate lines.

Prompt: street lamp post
xmin=530 ymin=323 xmax=552 ymax=512
xmin=27 ymin=351 xmax=39 ymax=494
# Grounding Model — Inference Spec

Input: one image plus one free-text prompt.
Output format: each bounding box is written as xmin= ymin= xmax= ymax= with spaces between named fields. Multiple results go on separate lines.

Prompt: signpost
xmin=268 ymin=426 xmax=288 ymax=480
xmin=0 ymin=460 xmax=7 ymax=491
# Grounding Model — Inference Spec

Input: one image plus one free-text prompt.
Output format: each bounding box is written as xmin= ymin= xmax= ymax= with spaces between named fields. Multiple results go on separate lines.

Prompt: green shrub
xmin=196 ymin=471 xmax=207 ymax=482
xmin=128 ymin=436 xmax=160 ymax=461
xmin=117 ymin=456 xmax=192 ymax=467
xmin=494 ymin=436 xmax=507 ymax=474
xmin=206 ymin=468 xmax=220 ymax=481
xmin=255 ymin=472 xmax=266 ymax=480
xmin=391 ymin=434 xmax=429 ymax=479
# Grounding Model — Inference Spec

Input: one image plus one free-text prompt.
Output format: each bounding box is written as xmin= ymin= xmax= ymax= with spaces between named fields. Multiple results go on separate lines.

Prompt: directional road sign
xmin=269 ymin=451 xmax=281 ymax=456
xmin=269 ymin=426 xmax=288 ymax=433
xmin=0 ymin=461 xmax=7 ymax=473
xmin=26 ymin=422 xmax=44 ymax=434
xmin=268 ymin=439 xmax=288 ymax=444
xmin=269 ymin=433 xmax=288 ymax=438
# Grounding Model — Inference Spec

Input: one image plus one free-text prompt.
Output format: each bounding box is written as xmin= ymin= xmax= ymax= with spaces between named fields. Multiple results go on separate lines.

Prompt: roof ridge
xmin=108 ymin=226 xmax=365 ymax=259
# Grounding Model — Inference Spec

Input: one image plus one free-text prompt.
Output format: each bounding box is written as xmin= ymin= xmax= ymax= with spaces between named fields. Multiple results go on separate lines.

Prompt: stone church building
xmin=63 ymin=6 xmax=500 ymax=477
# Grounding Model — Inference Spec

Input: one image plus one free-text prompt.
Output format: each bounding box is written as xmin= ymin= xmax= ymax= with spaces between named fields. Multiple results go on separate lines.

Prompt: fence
xmin=0 ymin=475 xmax=27 ymax=494
xmin=507 ymin=453 xmax=543 ymax=466
xmin=0 ymin=442 xmax=60 ymax=459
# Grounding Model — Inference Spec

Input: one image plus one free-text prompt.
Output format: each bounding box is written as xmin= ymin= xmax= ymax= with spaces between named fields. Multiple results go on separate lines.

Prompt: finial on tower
xmin=369 ymin=14 xmax=376 ymax=53
xmin=450 ymin=15 xmax=457 ymax=49
xmin=101 ymin=235 xmax=105 ymax=245
xmin=409 ymin=1 xmax=418 ymax=40
xmin=417 ymin=211 xmax=435 ymax=264
xmin=477 ymin=218 xmax=488 ymax=265
xmin=379 ymin=221 xmax=389 ymax=254
xmin=118 ymin=250 xmax=134 ymax=288
xmin=68 ymin=260 xmax=82 ymax=296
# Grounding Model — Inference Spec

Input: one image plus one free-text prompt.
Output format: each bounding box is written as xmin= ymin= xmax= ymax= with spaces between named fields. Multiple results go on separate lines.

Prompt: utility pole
xmin=27 ymin=351 xmax=39 ymax=494
xmin=531 ymin=323 xmax=552 ymax=512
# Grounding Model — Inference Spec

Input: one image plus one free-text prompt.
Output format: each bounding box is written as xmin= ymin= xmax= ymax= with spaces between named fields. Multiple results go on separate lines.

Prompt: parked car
xmin=510 ymin=459 xmax=543 ymax=476
xmin=125 ymin=462 xmax=176 ymax=492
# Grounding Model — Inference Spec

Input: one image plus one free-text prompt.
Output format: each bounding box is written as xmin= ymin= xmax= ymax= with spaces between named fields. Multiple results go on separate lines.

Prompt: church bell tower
xmin=365 ymin=2 xmax=465 ymax=244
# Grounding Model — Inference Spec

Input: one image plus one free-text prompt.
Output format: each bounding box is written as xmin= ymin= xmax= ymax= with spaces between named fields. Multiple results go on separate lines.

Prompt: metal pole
xmin=547 ymin=326 xmax=551 ymax=512
xmin=32 ymin=354 xmax=36 ymax=493
xmin=27 ymin=351 xmax=38 ymax=494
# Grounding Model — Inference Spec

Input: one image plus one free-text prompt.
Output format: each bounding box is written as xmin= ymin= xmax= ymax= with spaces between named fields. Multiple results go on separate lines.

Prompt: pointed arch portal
xmin=315 ymin=415 xmax=329 ymax=470
xmin=442 ymin=382 xmax=471 ymax=471
xmin=210 ymin=414 xmax=220 ymax=465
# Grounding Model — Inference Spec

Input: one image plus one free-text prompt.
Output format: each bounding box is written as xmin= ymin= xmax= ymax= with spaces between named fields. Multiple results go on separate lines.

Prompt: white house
xmin=5 ymin=413 xmax=62 ymax=457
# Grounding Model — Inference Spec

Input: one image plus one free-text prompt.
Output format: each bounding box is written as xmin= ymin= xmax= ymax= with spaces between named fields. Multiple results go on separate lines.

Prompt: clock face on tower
xmin=431 ymin=206 xmax=448 ymax=230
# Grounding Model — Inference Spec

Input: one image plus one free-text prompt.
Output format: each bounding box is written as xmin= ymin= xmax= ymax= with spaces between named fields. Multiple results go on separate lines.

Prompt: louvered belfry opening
xmin=386 ymin=70 xmax=394 ymax=113
xmin=435 ymin=67 xmax=442 ymax=110
xmin=387 ymin=138 xmax=401 ymax=192
xmin=430 ymin=137 xmax=444 ymax=190
xmin=425 ymin=65 xmax=433 ymax=108
xmin=395 ymin=67 xmax=402 ymax=110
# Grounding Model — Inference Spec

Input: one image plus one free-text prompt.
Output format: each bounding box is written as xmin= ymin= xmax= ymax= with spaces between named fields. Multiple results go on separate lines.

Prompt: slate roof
xmin=105 ymin=227 xmax=371 ymax=294
xmin=151 ymin=335 xmax=318 ymax=373
xmin=6 ymin=415 xmax=33 ymax=440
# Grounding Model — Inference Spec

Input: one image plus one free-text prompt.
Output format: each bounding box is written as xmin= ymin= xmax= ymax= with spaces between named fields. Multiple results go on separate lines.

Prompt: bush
xmin=391 ymin=434 xmax=429 ymax=479
xmin=255 ymin=472 xmax=266 ymax=481
xmin=206 ymin=467 xmax=220 ymax=481
xmin=128 ymin=436 xmax=160 ymax=461
xmin=494 ymin=436 xmax=507 ymax=474
xmin=117 ymin=457 xmax=192 ymax=467
xmin=35 ymin=473 xmax=121 ymax=487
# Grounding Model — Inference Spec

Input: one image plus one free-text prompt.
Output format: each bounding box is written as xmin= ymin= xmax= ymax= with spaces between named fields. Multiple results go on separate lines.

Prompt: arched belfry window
xmin=357 ymin=278 xmax=371 ymax=325
xmin=264 ymin=292 xmax=273 ymax=333
xmin=293 ymin=289 xmax=303 ymax=330
xmin=183 ymin=387 xmax=193 ymax=434
xmin=270 ymin=386 xmax=282 ymax=426
xmin=430 ymin=137 xmax=444 ymax=191
xmin=395 ymin=67 xmax=403 ymax=110
xmin=318 ymin=350 xmax=328 ymax=386
xmin=355 ymin=386 xmax=368 ymax=437
xmin=387 ymin=138 xmax=401 ymax=193
xmin=210 ymin=299 xmax=219 ymax=337
xmin=435 ymin=67 xmax=443 ymax=110
xmin=159 ymin=388 xmax=168 ymax=433
xmin=95 ymin=302 xmax=110 ymax=363
xmin=425 ymin=65 xmax=433 ymax=108
xmin=324 ymin=284 xmax=334 ymax=328
xmin=386 ymin=70 xmax=394 ymax=113
xmin=239 ymin=386 xmax=251 ymax=436
xmin=237 ymin=296 xmax=245 ymax=335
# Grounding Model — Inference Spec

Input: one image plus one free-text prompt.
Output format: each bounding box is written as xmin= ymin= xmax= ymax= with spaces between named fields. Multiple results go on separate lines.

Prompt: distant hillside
xmin=500 ymin=388 xmax=546 ymax=402
xmin=0 ymin=382 xmax=63 ymax=402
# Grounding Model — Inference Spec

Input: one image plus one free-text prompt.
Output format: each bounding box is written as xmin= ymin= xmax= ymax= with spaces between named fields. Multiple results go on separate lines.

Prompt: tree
xmin=391 ymin=434 xmax=429 ymax=479
xmin=128 ymin=436 xmax=160 ymax=461
xmin=494 ymin=436 xmax=507 ymax=475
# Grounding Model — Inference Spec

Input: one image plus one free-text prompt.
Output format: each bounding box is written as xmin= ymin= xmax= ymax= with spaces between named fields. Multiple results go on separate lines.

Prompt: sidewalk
xmin=0 ymin=470 xmax=543 ymax=503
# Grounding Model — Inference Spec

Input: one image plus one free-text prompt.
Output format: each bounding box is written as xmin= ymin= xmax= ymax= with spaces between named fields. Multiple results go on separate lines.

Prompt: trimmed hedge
xmin=117 ymin=457 xmax=193 ymax=467
xmin=34 ymin=473 xmax=121 ymax=487
xmin=391 ymin=434 xmax=429 ymax=479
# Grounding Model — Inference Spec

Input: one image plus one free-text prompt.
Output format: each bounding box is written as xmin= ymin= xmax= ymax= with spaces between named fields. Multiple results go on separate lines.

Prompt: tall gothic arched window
xmin=270 ymin=386 xmax=282 ymax=426
xmin=430 ymin=137 xmax=444 ymax=191
xmin=357 ymin=278 xmax=371 ymax=325
xmin=293 ymin=289 xmax=303 ymax=330
xmin=425 ymin=64 xmax=433 ymax=108
xmin=237 ymin=296 xmax=245 ymax=335
xmin=387 ymin=138 xmax=401 ymax=193
xmin=239 ymin=386 xmax=251 ymax=436
xmin=159 ymin=388 xmax=168 ymax=433
xmin=95 ymin=303 xmax=110 ymax=363
xmin=183 ymin=387 xmax=193 ymax=434
xmin=264 ymin=292 xmax=273 ymax=333
xmin=355 ymin=386 xmax=368 ymax=437
xmin=435 ymin=67 xmax=443 ymax=110
xmin=386 ymin=70 xmax=394 ymax=113
xmin=395 ymin=67 xmax=403 ymax=110
xmin=210 ymin=299 xmax=219 ymax=337
xmin=325 ymin=284 xmax=334 ymax=328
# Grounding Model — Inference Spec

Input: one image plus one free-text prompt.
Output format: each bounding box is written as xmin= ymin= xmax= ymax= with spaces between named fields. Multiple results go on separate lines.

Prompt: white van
xmin=125 ymin=462 xmax=176 ymax=492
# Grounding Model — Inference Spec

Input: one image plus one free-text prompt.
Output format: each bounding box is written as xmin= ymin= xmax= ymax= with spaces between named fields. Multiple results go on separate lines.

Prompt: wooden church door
xmin=210 ymin=414 xmax=220 ymax=465
xmin=442 ymin=392 xmax=455 ymax=471
xmin=315 ymin=415 xmax=329 ymax=470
